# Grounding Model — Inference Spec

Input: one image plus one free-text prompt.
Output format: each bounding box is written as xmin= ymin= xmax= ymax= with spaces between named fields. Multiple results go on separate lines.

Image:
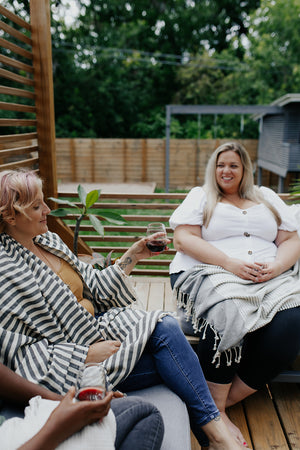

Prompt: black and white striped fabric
xmin=0 ymin=231 xmax=166 ymax=394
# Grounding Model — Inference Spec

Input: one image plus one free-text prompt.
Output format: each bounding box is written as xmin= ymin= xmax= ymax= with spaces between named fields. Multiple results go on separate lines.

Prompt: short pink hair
xmin=0 ymin=169 xmax=43 ymax=232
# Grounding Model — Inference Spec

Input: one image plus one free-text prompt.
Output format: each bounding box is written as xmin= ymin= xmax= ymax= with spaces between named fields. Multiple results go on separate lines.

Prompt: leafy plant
xmin=49 ymin=185 xmax=125 ymax=256
xmin=289 ymin=180 xmax=300 ymax=203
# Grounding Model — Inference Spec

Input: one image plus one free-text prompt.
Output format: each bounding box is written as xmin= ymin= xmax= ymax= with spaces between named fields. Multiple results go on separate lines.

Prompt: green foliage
xmin=2 ymin=0 xmax=300 ymax=140
xmin=49 ymin=185 xmax=125 ymax=256
xmin=48 ymin=0 xmax=262 ymax=139
xmin=289 ymin=179 xmax=300 ymax=204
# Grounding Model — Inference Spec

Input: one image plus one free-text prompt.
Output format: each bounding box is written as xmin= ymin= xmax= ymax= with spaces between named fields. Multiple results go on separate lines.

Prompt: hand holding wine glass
xmin=75 ymin=363 xmax=107 ymax=401
xmin=146 ymin=223 xmax=168 ymax=253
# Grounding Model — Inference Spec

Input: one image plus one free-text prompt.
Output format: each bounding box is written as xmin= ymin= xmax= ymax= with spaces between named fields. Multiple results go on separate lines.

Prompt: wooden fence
xmin=56 ymin=138 xmax=259 ymax=189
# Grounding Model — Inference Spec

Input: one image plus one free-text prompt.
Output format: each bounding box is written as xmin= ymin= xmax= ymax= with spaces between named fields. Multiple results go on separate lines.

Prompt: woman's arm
xmin=18 ymin=388 xmax=113 ymax=450
xmin=0 ymin=364 xmax=61 ymax=405
xmin=173 ymin=225 xmax=227 ymax=267
xmin=257 ymin=230 xmax=300 ymax=281
xmin=173 ymin=224 xmax=263 ymax=281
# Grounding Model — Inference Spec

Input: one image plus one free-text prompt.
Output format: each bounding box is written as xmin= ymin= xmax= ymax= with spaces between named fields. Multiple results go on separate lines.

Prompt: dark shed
xmin=254 ymin=94 xmax=300 ymax=191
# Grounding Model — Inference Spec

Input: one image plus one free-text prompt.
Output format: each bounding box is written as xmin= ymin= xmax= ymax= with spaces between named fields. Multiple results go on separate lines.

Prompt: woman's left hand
xmin=117 ymin=233 xmax=171 ymax=275
xmin=254 ymin=261 xmax=283 ymax=282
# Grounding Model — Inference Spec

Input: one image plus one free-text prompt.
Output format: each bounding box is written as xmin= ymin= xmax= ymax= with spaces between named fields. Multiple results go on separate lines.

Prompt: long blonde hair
xmin=0 ymin=169 xmax=43 ymax=232
xmin=203 ymin=142 xmax=281 ymax=227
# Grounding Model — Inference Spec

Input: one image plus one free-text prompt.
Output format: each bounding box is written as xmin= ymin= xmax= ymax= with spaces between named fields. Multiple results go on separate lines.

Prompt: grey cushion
xmin=127 ymin=384 xmax=191 ymax=450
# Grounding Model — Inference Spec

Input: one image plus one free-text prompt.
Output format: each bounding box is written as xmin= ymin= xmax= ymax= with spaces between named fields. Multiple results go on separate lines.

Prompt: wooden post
xmin=29 ymin=1 xmax=90 ymax=254
xmin=30 ymin=0 xmax=57 ymax=203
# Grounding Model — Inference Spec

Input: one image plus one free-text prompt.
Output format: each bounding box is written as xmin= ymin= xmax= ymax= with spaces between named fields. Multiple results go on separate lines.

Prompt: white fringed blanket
xmin=174 ymin=263 xmax=300 ymax=366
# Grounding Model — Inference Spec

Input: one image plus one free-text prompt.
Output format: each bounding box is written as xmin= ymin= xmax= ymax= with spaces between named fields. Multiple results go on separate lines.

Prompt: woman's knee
xmin=113 ymin=396 xmax=164 ymax=450
xmin=251 ymin=307 xmax=300 ymax=356
xmin=153 ymin=314 xmax=183 ymax=340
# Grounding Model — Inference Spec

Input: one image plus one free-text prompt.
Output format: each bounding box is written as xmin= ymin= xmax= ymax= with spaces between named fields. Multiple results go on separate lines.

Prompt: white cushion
xmin=128 ymin=384 xmax=191 ymax=450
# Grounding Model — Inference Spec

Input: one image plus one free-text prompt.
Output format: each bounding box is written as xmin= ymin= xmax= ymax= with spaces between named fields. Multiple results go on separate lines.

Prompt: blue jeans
xmin=112 ymin=396 xmax=164 ymax=450
xmin=116 ymin=315 xmax=219 ymax=446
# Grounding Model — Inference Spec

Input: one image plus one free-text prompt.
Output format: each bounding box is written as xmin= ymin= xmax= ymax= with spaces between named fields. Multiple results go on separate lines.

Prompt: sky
xmin=53 ymin=0 xmax=82 ymax=26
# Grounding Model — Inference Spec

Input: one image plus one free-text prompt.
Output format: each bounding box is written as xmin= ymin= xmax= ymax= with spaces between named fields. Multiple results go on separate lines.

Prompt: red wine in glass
xmin=146 ymin=223 xmax=167 ymax=253
xmin=75 ymin=363 xmax=107 ymax=402
xmin=76 ymin=386 xmax=105 ymax=401
xmin=146 ymin=240 xmax=167 ymax=252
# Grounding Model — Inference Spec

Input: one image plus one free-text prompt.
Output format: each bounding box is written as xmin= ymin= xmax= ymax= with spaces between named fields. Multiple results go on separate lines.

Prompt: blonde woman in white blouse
xmin=170 ymin=142 xmax=300 ymax=447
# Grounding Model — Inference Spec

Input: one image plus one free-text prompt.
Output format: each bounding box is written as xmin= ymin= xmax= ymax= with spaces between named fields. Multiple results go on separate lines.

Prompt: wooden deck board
xmin=132 ymin=276 xmax=300 ymax=450
xmin=270 ymin=383 xmax=300 ymax=449
xmin=244 ymin=387 xmax=288 ymax=449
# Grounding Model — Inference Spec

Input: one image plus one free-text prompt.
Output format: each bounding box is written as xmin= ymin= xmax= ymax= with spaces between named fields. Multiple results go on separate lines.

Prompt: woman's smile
xmin=216 ymin=150 xmax=243 ymax=194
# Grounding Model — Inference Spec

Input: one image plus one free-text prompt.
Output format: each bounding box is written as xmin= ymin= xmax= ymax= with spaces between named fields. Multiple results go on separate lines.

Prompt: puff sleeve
xmin=169 ymin=187 xmax=207 ymax=229
xmin=259 ymin=186 xmax=298 ymax=231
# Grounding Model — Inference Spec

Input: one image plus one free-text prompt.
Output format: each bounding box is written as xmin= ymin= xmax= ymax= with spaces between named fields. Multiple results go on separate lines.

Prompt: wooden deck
xmin=132 ymin=276 xmax=300 ymax=450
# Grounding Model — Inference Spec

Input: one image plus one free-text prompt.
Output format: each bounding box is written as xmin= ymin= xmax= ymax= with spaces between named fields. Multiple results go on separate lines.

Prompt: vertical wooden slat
xmin=30 ymin=0 xmax=57 ymax=202
xmin=194 ymin=138 xmax=198 ymax=186
xmin=123 ymin=138 xmax=127 ymax=182
xmin=70 ymin=139 xmax=76 ymax=181
xmin=91 ymin=139 xmax=95 ymax=182
xmin=142 ymin=138 xmax=147 ymax=181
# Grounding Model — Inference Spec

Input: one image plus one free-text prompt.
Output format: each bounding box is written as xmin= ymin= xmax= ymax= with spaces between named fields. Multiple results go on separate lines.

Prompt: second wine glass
xmin=75 ymin=362 xmax=107 ymax=401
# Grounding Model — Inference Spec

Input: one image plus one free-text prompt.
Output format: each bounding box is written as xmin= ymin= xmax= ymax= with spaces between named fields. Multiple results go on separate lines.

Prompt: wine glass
xmin=146 ymin=222 xmax=168 ymax=253
xmin=75 ymin=362 xmax=107 ymax=401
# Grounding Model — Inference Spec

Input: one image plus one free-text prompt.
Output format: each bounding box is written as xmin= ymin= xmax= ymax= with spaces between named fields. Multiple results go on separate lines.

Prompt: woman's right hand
xmin=85 ymin=340 xmax=121 ymax=363
xmin=48 ymin=387 xmax=113 ymax=431
xmin=19 ymin=387 xmax=114 ymax=450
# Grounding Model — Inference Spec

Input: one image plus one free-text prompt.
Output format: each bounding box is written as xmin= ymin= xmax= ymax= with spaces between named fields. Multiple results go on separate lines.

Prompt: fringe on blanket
xmin=175 ymin=289 xmax=242 ymax=368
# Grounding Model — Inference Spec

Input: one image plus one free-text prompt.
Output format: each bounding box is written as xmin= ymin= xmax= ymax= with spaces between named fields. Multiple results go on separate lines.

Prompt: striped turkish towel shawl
xmin=0 ymin=231 xmax=167 ymax=394
xmin=174 ymin=263 xmax=300 ymax=366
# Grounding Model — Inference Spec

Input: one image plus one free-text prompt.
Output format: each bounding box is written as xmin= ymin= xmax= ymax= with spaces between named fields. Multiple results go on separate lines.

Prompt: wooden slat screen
xmin=0 ymin=2 xmax=87 ymax=254
xmin=0 ymin=4 xmax=38 ymax=171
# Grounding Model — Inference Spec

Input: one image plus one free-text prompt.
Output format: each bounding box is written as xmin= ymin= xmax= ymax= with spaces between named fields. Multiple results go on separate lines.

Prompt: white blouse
xmin=169 ymin=186 xmax=298 ymax=274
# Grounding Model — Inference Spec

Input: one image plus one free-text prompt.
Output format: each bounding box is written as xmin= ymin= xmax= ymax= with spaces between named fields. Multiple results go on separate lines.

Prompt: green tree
xmin=51 ymin=0 xmax=261 ymax=137
xmin=1 ymin=0 xmax=261 ymax=138
xmin=246 ymin=0 xmax=300 ymax=102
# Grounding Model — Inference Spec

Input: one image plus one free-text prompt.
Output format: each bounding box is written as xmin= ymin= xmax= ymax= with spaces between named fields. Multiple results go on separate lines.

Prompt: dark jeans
xmin=171 ymin=271 xmax=300 ymax=389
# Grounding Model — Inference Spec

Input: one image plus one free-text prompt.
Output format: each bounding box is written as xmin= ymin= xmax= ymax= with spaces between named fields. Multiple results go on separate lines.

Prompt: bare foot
xmin=85 ymin=340 xmax=121 ymax=363
xmin=208 ymin=443 xmax=250 ymax=450
xmin=220 ymin=411 xmax=248 ymax=447
xmin=208 ymin=431 xmax=251 ymax=450
xmin=202 ymin=415 xmax=251 ymax=450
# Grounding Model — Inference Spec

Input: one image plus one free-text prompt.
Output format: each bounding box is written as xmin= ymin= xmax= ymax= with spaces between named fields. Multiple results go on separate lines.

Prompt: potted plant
xmin=49 ymin=185 xmax=125 ymax=259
